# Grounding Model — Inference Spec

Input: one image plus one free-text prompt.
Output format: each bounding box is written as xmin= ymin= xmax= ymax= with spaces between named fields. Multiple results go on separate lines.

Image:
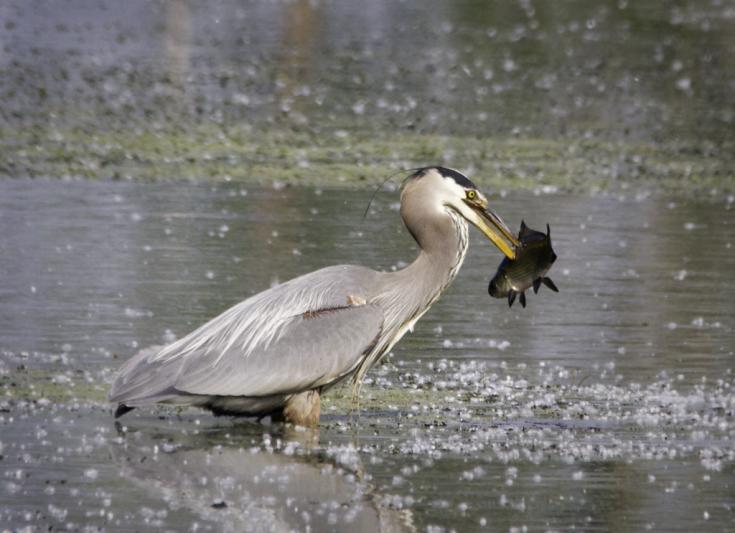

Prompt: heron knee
xmin=283 ymin=389 xmax=321 ymax=427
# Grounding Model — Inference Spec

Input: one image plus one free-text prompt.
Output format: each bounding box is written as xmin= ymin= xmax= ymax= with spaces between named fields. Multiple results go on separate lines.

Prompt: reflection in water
xmin=274 ymin=0 xmax=321 ymax=123
xmin=163 ymin=0 xmax=192 ymax=91
xmin=113 ymin=419 xmax=414 ymax=532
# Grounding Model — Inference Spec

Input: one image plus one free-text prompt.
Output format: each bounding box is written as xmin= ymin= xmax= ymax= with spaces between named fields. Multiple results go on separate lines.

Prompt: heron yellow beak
xmin=463 ymin=198 xmax=519 ymax=260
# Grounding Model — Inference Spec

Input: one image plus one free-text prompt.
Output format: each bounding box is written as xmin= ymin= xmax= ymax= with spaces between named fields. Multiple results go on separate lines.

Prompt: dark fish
xmin=488 ymin=221 xmax=558 ymax=308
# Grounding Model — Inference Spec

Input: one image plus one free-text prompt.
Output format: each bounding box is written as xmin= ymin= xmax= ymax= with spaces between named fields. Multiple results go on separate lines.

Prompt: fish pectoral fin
xmin=519 ymin=292 xmax=527 ymax=308
xmin=542 ymin=277 xmax=559 ymax=292
xmin=508 ymin=291 xmax=516 ymax=307
xmin=533 ymin=278 xmax=541 ymax=294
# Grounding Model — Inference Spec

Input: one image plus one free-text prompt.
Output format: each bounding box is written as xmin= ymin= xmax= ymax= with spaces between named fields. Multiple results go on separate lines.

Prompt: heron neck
xmin=355 ymin=210 xmax=469 ymax=384
xmin=382 ymin=209 xmax=469 ymax=317
xmin=399 ymin=235 xmax=467 ymax=301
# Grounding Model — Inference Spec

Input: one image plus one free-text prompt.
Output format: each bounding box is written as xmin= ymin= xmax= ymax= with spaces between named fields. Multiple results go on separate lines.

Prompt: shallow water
xmin=1 ymin=180 xmax=733 ymax=531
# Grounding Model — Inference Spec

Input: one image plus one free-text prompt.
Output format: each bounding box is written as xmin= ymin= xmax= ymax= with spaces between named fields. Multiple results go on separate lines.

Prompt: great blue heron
xmin=109 ymin=167 xmax=519 ymax=426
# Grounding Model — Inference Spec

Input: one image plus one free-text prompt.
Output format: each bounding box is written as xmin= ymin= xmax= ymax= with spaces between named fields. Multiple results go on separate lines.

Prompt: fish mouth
xmin=465 ymin=200 xmax=520 ymax=260
xmin=488 ymin=279 xmax=503 ymax=297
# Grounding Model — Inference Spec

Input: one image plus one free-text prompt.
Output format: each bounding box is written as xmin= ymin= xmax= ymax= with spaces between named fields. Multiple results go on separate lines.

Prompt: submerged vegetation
xmin=1 ymin=1 xmax=733 ymax=194
xmin=2 ymin=123 xmax=732 ymax=194
xmin=4 ymin=355 xmax=733 ymax=530
xmin=2 ymin=358 xmax=733 ymax=466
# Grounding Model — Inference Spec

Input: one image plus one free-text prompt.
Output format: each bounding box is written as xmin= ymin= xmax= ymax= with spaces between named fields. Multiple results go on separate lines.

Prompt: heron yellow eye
xmin=466 ymin=190 xmax=477 ymax=200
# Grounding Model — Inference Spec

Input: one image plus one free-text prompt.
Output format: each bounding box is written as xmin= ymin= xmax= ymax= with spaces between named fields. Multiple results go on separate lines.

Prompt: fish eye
xmin=466 ymin=190 xmax=477 ymax=200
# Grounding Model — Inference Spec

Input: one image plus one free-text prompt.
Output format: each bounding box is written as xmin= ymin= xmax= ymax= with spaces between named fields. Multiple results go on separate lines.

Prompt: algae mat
xmin=2 ymin=0 xmax=734 ymax=192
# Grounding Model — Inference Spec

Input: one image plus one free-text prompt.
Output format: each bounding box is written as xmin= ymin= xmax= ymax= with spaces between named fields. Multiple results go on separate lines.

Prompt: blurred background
xmin=1 ymin=0 xmax=733 ymax=188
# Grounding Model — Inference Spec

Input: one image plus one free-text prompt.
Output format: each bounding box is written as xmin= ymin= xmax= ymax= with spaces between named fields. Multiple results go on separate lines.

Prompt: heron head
xmin=401 ymin=166 xmax=519 ymax=259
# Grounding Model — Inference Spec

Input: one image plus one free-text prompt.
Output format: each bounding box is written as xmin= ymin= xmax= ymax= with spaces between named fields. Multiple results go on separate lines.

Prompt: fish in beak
xmin=488 ymin=221 xmax=559 ymax=308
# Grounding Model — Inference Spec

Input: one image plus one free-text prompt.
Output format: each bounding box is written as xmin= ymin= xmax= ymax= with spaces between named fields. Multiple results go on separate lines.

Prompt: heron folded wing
xmin=109 ymin=264 xmax=381 ymax=406
xmin=173 ymin=304 xmax=384 ymax=397
xmin=108 ymin=345 xmax=174 ymax=404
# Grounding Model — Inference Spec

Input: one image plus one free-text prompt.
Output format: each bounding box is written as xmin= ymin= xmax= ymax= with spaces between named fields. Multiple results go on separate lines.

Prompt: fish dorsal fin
xmin=542 ymin=277 xmax=559 ymax=292
xmin=546 ymin=223 xmax=551 ymax=239
xmin=519 ymin=292 xmax=526 ymax=308
xmin=508 ymin=291 xmax=516 ymax=307
xmin=519 ymin=220 xmax=533 ymax=239
xmin=533 ymin=278 xmax=541 ymax=294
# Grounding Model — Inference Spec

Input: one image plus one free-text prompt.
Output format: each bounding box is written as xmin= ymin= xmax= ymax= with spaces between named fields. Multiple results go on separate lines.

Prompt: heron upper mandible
xmin=109 ymin=167 xmax=520 ymax=426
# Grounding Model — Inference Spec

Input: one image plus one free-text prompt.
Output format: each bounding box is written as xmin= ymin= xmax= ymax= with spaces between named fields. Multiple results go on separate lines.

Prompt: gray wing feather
xmin=177 ymin=304 xmax=382 ymax=396
xmin=109 ymin=265 xmax=382 ymax=405
xmin=109 ymin=345 xmax=175 ymax=405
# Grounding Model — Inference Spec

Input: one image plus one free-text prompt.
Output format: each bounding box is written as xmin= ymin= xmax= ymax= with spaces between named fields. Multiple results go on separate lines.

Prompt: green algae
xmin=0 ymin=364 xmax=537 ymax=425
xmin=0 ymin=366 xmax=108 ymax=406
xmin=0 ymin=364 xmax=456 ymax=417
xmin=1 ymin=123 xmax=732 ymax=195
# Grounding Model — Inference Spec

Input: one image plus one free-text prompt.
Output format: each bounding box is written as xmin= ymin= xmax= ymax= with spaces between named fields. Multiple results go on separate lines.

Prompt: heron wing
xmin=109 ymin=265 xmax=383 ymax=404
xmin=175 ymin=303 xmax=383 ymax=396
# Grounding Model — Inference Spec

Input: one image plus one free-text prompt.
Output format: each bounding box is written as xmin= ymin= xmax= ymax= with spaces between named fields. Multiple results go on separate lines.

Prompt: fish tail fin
xmin=542 ymin=277 xmax=559 ymax=292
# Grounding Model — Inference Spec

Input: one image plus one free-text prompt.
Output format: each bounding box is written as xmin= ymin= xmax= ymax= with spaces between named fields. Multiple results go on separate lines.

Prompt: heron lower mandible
xmin=109 ymin=167 xmax=520 ymax=426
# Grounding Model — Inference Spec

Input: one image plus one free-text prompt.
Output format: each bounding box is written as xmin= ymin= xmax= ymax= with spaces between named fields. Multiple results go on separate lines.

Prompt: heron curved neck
xmin=388 ymin=208 xmax=469 ymax=310
xmin=356 ymin=208 xmax=469 ymax=384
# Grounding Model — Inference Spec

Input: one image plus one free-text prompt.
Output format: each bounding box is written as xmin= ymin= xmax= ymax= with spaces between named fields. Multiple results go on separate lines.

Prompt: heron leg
xmin=282 ymin=389 xmax=321 ymax=427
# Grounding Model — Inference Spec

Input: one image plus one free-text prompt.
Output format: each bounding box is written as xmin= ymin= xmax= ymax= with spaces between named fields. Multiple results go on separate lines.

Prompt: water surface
xmin=1 ymin=180 xmax=733 ymax=531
